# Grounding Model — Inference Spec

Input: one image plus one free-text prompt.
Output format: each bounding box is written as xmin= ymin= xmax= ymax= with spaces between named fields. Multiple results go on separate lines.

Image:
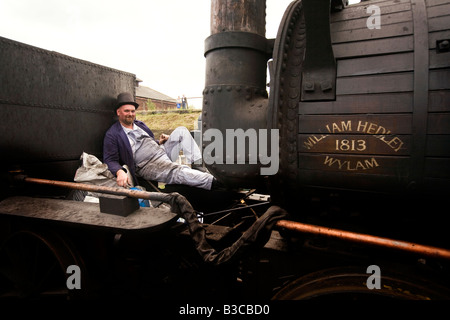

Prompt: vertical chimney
xmin=210 ymin=0 xmax=265 ymax=36
xmin=203 ymin=0 xmax=270 ymax=188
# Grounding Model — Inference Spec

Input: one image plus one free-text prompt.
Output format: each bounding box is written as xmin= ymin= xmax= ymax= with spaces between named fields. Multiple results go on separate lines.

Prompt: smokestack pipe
xmin=203 ymin=0 xmax=272 ymax=188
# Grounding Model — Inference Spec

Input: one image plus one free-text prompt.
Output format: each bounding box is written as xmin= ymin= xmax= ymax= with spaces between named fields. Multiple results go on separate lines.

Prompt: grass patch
xmin=136 ymin=110 xmax=202 ymax=139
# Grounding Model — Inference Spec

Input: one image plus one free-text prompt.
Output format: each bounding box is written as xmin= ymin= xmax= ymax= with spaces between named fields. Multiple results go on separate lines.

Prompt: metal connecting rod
xmin=276 ymin=219 xmax=450 ymax=261
xmin=17 ymin=176 xmax=164 ymax=201
xmin=16 ymin=176 xmax=450 ymax=261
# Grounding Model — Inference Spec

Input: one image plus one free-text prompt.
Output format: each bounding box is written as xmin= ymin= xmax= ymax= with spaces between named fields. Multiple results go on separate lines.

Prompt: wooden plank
xmin=331 ymin=0 xmax=411 ymax=23
xmin=298 ymin=134 xmax=411 ymax=155
xmin=423 ymin=177 xmax=450 ymax=192
xmin=427 ymin=0 xmax=450 ymax=7
xmin=331 ymin=11 xmax=412 ymax=32
xmin=336 ymin=72 xmax=413 ymax=95
xmin=426 ymin=135 xmax=450 ymax=156
xmin=425 ymin=158 xmax=450 ymax=178
xmin=333 ymin=35 xmax=414 ymax=59
xmin=429 ymin=69 xmax=450 ymax=90
xmin=349 ymin=0 xmax=410 ymax=7
xmin=430 ymin=50 xmax=450 ymax=69
xmin=331 ymin=22 xmax=413 ymax=44
xmin=298 ymin=92 xmax=413 ymax=114
xmin=337 ymin=52 xmax=413 ymax=77
xmin=296 ymin=169 xmax=411 ymax=193
xmin=298 ymin=153 xmax=410 ymax=175
xmin=429 ymin=90 xmax=450 ymax=112
xmin=428 ymin=113 xmax=450 ymax=134
xmin=298 ymin=114 xmax=412 ymax=134
xmin=428 ymin=16 xmax=450 ymax=32
xmin=428 ymin=30 xmax=450 ymax=49
xmin=427 ymin=3 xmax=450 ymax=18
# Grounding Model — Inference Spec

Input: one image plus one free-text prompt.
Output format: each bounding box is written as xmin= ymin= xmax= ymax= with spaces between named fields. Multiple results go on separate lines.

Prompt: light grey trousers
xmin=162 ymin=126 xmax=202 ymax=164
xmin=134 ymin=128 xmax=213 ymax=190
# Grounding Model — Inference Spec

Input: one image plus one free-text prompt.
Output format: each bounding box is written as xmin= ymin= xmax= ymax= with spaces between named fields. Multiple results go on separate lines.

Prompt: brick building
xmin=136 ymin=85 xmax=177 ymax=111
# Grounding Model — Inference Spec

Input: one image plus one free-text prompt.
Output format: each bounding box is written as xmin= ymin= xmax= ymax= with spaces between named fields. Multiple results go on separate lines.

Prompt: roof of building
xmin=136 ymin=85 xmax=177 ymax=103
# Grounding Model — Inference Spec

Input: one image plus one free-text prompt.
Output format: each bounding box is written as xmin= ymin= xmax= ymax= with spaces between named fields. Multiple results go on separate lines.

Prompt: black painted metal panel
xmin=0 ymin=36 xmax=136 ymax=180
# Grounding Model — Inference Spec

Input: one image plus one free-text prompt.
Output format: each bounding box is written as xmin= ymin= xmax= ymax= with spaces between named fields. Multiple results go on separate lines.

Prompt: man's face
xmin=117 ymin=104 xmax=136 ymax=127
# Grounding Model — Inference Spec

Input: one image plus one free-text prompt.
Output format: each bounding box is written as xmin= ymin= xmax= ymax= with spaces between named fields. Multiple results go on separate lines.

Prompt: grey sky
xmin=0 ymin=0 xmax=359 ymax=107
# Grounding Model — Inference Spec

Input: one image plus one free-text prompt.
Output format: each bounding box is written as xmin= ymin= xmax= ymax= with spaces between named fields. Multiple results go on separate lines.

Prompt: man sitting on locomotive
xmin=103 ymin=92 xmax=215 ymax=190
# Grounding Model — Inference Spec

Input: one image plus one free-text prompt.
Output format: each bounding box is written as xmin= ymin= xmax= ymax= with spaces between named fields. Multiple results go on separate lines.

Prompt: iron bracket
xmin=301 ymin=0 xmax=337 ymax=101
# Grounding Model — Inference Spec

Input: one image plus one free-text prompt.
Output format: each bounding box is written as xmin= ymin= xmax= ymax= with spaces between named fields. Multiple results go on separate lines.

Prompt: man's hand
xmin=116 ymin=169 xmax=131 ymax=188
xmin=159 ymin=133 xmax=169 ymax=144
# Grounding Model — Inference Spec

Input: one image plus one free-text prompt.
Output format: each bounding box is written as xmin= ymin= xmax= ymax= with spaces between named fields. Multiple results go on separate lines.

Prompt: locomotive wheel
xmin=0 ymin=229 xmax=86 ymax=300
xmin=272 ymin=266 xmax=450 ymax=300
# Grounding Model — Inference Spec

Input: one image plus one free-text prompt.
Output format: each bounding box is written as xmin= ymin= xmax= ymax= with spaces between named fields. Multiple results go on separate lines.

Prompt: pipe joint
xmin=205 ymin=31 xmax=271 ymax=57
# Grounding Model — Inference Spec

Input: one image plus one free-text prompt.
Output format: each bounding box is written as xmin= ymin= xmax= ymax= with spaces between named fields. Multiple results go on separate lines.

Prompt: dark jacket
xmin=103 ymin=120 xmax=155 ymax=185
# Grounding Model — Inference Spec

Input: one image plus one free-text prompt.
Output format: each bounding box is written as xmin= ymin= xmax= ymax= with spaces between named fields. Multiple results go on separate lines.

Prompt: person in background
xmin=181 ymin=95 xmax=187 ymax=109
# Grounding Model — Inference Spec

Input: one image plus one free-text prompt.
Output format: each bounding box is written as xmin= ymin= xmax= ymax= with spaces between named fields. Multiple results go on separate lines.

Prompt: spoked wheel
xmin=272 ymin=266 xmax=450 ymax=300
xmin=0 ymin=229 xmax=87 ymax=300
